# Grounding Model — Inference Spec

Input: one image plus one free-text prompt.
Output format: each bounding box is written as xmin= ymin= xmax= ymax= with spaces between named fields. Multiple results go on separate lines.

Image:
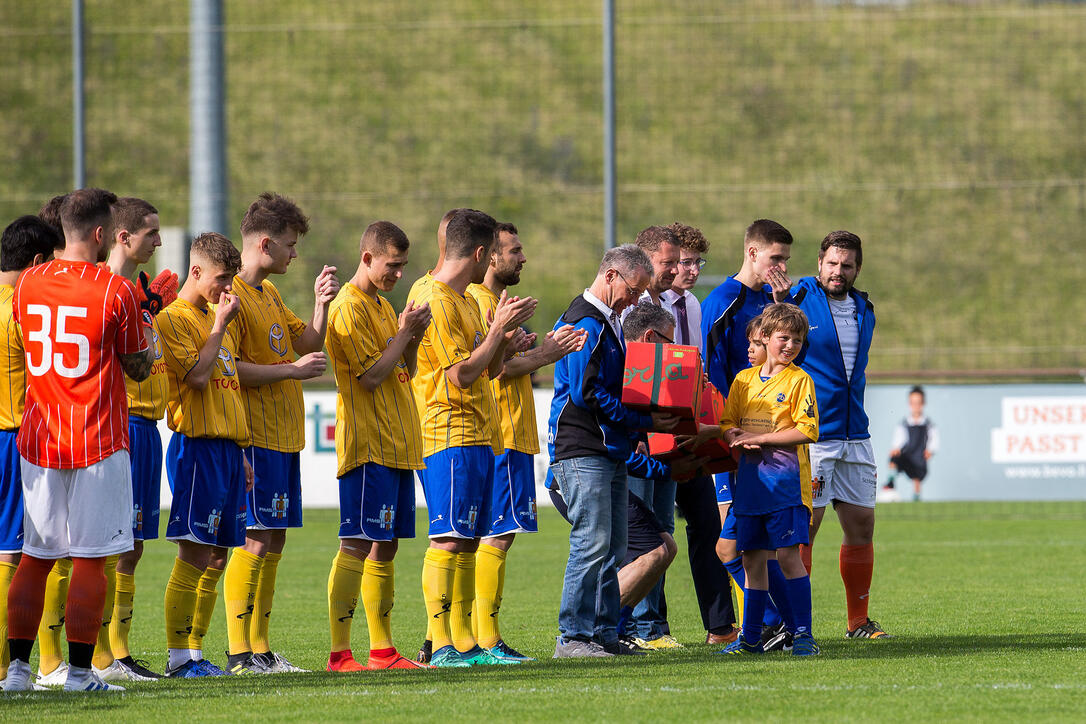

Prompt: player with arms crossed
xmin=157 ymin=232 xmax=254 ymax=678
xmin=4 ymin=189 xmax=154 ymax=693
xmin=465 ymin=222 xmax=586 ymax=662
xmin=0 ymin=216 xmax=61 ymax=687
xmin=325 ymin=221 xmax=432 ymax=672
xmin=221 ymin=192 xmax=337 ymax=674
xmin=409 ymin=209 xmax=536 ymax=667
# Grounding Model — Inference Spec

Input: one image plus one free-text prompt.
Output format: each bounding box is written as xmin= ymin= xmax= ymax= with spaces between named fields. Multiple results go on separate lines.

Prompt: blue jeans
xmin=553 ymin=456 xmax=628 ymax=645
xmin=626 ymin=475 xmax=677 ymax=640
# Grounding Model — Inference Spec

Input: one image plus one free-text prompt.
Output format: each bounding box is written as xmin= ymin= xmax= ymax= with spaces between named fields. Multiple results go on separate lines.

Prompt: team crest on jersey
xmin=132 ymin=504 xmax=143 ymax=533
xmin=379 ymin=505 xmax=395 ymax=530
xmin=207 ymin=508 xmax=222 ymax=536
xmin=269 ymin=323 xmax=287 ymax=356
xmin=776 ymin=392 xmax=786 ymax=404
xmin=271 ymin=493 xmax=288 ymax=519
xmin=386 ymin=337 xmax=408 ymax=369
xmin=217 ymin=347 xmax=236 ymax=376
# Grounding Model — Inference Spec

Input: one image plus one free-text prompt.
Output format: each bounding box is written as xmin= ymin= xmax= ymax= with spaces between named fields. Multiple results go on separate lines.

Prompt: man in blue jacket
xmin=548 ymin=244 xmax=678 ymax=658
xmin=792 ymin=230 xmax=890 ymax=640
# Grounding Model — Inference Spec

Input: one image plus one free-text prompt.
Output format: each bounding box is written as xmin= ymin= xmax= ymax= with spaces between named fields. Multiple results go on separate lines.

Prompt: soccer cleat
xmin=603 ymin=637 xmax=648 ymax=656
xmin=460 ymin=645 xmax=521 ymax=666
xmin=3 ymin=660 xmax=33 ymax=691
xmin=416 ymin=639 xmax=433 ymax=664
xmin=430 ymin=645 xmax=472 ymax=668
xmin=252 ymin=651 xmax=308 ymax=673
xmin=164 ymin=659 xmax=213 ymax=678
xmin=367 ymin=653 xmax=433 ymax=670
xmin=116 ymin=657 xmax=163 ymax=680
xmin=193 ymin=658 xmax=229 ymax=676
xmin=791 ymin=633 xmax=821 ymax=656
xmin=487 ymin=640 xmax=535 ymax=662
xmin=715 ymin=639 xmax=763 ymax=655
xmin=63 ymin=669 xmax=125 ymax=692
xmin=94 ymin=658 xmax=156 ymax=682
xmin=552 ymin=637 xmax=613 ymax=659
xmin=635 ymin=634 xmax=683 ymax=650
xmin=327 ymin=649 xmax=366 ymax=672
xmin=845 ymin=619 xmax=892 ymax=639
xmin=36 ymin=661 xmax=70 ymax=687
xmin=761 ymin=623 xmax=793 ymax=653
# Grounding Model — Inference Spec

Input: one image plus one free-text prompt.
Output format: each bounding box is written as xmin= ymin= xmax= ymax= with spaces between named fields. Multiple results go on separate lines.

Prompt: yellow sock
xmin=92 ymin=554 xmax=119 ymax=669
xmin=421 ymin=548 xmax=456 ymax=651
xmin=110 ymin=571 xmax=136 ymax=660
xmin=164 ymin=558 xmax=202 ymax=650
xmin=362 ymin=558 xmax=395 ymax=652
xmin=224 ymin=549 xmax=262 ymax=655
xmin=729 ymin=571 xmax=745 ymax=630
xmin=450 ymin=551 xmax=477 ymax=652
xmin=249 ymin=551 xmax=280 ymax=655
xmin=38 ymin=558 xmax=72 ymax=675
xmin=327 ymin=550 xmax=364 ymax=654
xmin=0 ymin=560 xmax=17 ymax=679
xmin=189 ymin=565 xmax=222 ymax=650
xmin=474 ymin=544 xmax=506 ymax=649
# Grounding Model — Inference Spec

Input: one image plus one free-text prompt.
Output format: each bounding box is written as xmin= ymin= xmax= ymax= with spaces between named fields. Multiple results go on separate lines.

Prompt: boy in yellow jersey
xmin=221 ymin=192 xmax=337 ymax=675
xmin=86 ymin=198 xmax=176 ymax=683
xmin=407 ymin=209 xmax=536 ymax=668
xmin=157 ymin=232 xmax=254 ymax=678
xmin=465 ymin=222 xmax=586 ymax=662
xmin=0 ymin=216 xmax=60 ymax=686
xmin=325 ymin=221 xmax=432 ymax=672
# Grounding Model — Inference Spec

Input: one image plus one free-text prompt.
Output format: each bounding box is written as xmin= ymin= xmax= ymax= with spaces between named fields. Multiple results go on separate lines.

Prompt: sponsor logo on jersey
xmin=217 ymin=347 xmax=236 ymax=376
xmin=269 ymin=323 xmax=287 ymax=356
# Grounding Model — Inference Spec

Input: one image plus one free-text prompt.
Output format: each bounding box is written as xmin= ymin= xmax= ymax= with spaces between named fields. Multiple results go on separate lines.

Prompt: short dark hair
xmin=60 ymin=188 xmax=118 ymax=240
xmin=819 ymin=229 xmax=863 ymax=266
xmin=191 ymin=231 xmax=242 ymax=275
xmin=113 ymin=197 xmax=158 ymax=234
xmin=38 ymin=194 xmax=68 ymax=237
xmin=634 ymin=225 xmax=679 ymax=254
xmin=759 ymin=302 xmax=808 ymax=340
xmin=1 ymin=216 xmax=62 ymax=272
xmin=495 ymin=222 xmax=518 ymax=236
xmin=622 ymin=302 xmax=675 ymax=342
xmin=909 ymin=385 xmax=925 ymax=400
xmin=667 ymin=222 xmax=709 ymax=255
xmin=444 ymin=209 xmax=498 ymax=260
xmin=361 ymin=221 xmax=409 ymax=255
xmin=744 ymin=219 xmax=793 ymax=248
xmin=240 ymin=192 xmax=309 ymax=238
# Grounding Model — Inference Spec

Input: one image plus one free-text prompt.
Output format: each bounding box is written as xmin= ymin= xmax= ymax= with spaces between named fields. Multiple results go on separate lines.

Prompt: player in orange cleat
xmin=367 ymin=652 xmax=433 ymax=670
xmin=326 ymin=649 xmax=366 ymax=673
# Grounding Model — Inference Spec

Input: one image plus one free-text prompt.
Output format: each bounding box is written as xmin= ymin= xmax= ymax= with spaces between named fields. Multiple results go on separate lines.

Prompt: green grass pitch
xmin=3 ymin=503 xmax=1084 ymax=721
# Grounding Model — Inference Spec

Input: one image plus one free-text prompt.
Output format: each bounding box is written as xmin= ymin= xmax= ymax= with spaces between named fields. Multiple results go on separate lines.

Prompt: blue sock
xmin=741 ymin=589 xmax=768 ymax=648
xmin=766 ymin=559 xmax=793 ymax=631
xmin=724 ymin=557 xmax=744 ymax=588
xmin=617 ymin=606 xmax=633 ymax=637
xmin=784 ymin=575 xmax=813 ymax=636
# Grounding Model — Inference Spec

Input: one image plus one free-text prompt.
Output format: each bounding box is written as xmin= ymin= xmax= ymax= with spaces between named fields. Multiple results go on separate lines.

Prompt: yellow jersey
xmin=408 ymin=277 xmax=498 ymax=457
xmin=157 ymin=297 xmax=250 ymax=445
xmin=328 ymin=284 xmax=423 ymax=475
xmin=232 ymin=276 xmax=308 ymax=452
xmin=467 ymin=283 xmax=539 ymax=455
xmin=406 ymin=271 xmax=433 ymax=423
xmin=0 ymin=285 xmax=25 ymax=430
xmin=125 ymin=318 xmax=169 ymax=421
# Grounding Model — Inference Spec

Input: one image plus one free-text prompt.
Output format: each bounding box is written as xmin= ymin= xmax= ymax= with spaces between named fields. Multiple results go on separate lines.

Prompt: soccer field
xmin=3 ymin=503 xmax=1084 ymax=722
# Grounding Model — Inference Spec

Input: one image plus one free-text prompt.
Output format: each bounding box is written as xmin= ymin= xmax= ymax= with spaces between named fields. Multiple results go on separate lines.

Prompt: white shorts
xmin=810 ymin=439 xmax=877 ymax=509
xmin=20 ymin=451 xmax=134 ymax=559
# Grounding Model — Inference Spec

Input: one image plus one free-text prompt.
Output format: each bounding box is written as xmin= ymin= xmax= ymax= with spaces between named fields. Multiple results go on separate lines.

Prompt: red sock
xmin=65 ymin=557 xmax=107 ymax=645
xmin=6 ymin=555 xmax=55 ymax=640
xmin=800 ymin=544 xmax=813 ymax=576
xmin=839 ymin=543 xmax=874 ymax=631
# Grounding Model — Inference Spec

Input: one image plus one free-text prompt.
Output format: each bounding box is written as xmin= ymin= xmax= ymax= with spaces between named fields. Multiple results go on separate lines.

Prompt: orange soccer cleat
xmin=326 ymin=649 xmax=365 ymax=672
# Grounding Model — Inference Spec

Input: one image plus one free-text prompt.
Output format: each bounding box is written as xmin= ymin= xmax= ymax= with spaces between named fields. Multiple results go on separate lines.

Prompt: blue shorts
xmin=338 ymin=462 xmax=416 ymax=541
xmin=715 ymin=471 xmax=733 ymax=505
xmin=129 ymin=416 xmax=162 ymax=541
xmin=719 ymin=504 xmax=737 ymax=541
xmin=734 ymin=505 xmax=811 ymax=552
xmin=0 ymin=430 xmax=24 ymax=554
xmin=422 ymin=446 xmax=494 ymax=539
xmin=165 ymin=434 xmax=247 ymax=548
xmin=486 ymin=450 xmax=538 ymax=536
xmin=244 ymin=447 xmax=303 ymax=529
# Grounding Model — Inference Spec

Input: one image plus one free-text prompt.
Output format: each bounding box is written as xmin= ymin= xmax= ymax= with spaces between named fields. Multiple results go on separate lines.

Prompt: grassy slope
xmin=1 ymin=503 xmax=1084 ymax=722
xmin=0 ymin=1 xmax=1084 ymax=372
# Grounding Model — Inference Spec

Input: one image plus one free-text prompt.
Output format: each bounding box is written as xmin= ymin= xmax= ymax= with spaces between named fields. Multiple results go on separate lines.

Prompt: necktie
xmin=673 ymin=294 xmax=689 ymax=346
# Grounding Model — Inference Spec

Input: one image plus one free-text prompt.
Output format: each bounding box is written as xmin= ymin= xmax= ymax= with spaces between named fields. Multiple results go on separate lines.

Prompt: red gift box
xmin=622 ymin=342 xmax=702 ymax=434
xmin=694 ymin=383 xmax=737 ymax=474
xmin=647 ymin=432 xmax=682 ymax=461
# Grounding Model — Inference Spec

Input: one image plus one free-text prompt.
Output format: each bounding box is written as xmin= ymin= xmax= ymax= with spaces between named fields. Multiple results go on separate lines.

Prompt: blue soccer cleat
xmin=715 ymin=639 xmax=764 ymax=656
xmin=791 ymin=633 xmax=821 ymax=656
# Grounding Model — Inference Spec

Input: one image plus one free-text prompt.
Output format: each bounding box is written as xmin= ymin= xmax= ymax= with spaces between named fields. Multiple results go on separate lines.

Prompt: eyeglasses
xmin=678 ymin=257 xmax=707 ymax=270
xmin=613 ymin=269 xmax=645 ymax=298
xmin=651 ymin=329 xmax=674 ymax=344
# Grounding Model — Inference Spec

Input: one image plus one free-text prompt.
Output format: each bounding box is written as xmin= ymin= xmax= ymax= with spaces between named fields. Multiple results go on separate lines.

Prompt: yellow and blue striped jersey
xmin=125 ymin=319 xmax=169 ymax=421
xmin=328 ymin=283 xmax=423 ymax=475
xmin=467 ymin=283 xmax=540 ymax=455
xmin=406 ymin=271 xmax=433 ymax=424
xmin=232 ymin=276 xmax=308 ymax=453
xmin=0 ymin=285 xmax=25 ymax=430
xmin=157 ymin=297 xmax=249 ymax=445
xmin=408 ymin=277 xmax=498 ymax=457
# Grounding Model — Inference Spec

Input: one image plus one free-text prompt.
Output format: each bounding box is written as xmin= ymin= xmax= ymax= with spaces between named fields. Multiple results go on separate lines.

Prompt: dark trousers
xmin=674 ymin=474 xmax=736 ymax=633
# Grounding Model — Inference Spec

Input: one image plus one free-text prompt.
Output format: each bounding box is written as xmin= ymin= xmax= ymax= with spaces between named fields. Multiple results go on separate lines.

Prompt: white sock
xmin=168 ymin=648 xmax=191 ymax=670
xmin=188 ymin=648 xmax=202 ymax=661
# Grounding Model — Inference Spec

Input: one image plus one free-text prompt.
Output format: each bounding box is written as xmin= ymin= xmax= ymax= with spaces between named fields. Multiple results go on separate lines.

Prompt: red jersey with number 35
xmin=13 ymin=259 xmax=147 ymax=469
